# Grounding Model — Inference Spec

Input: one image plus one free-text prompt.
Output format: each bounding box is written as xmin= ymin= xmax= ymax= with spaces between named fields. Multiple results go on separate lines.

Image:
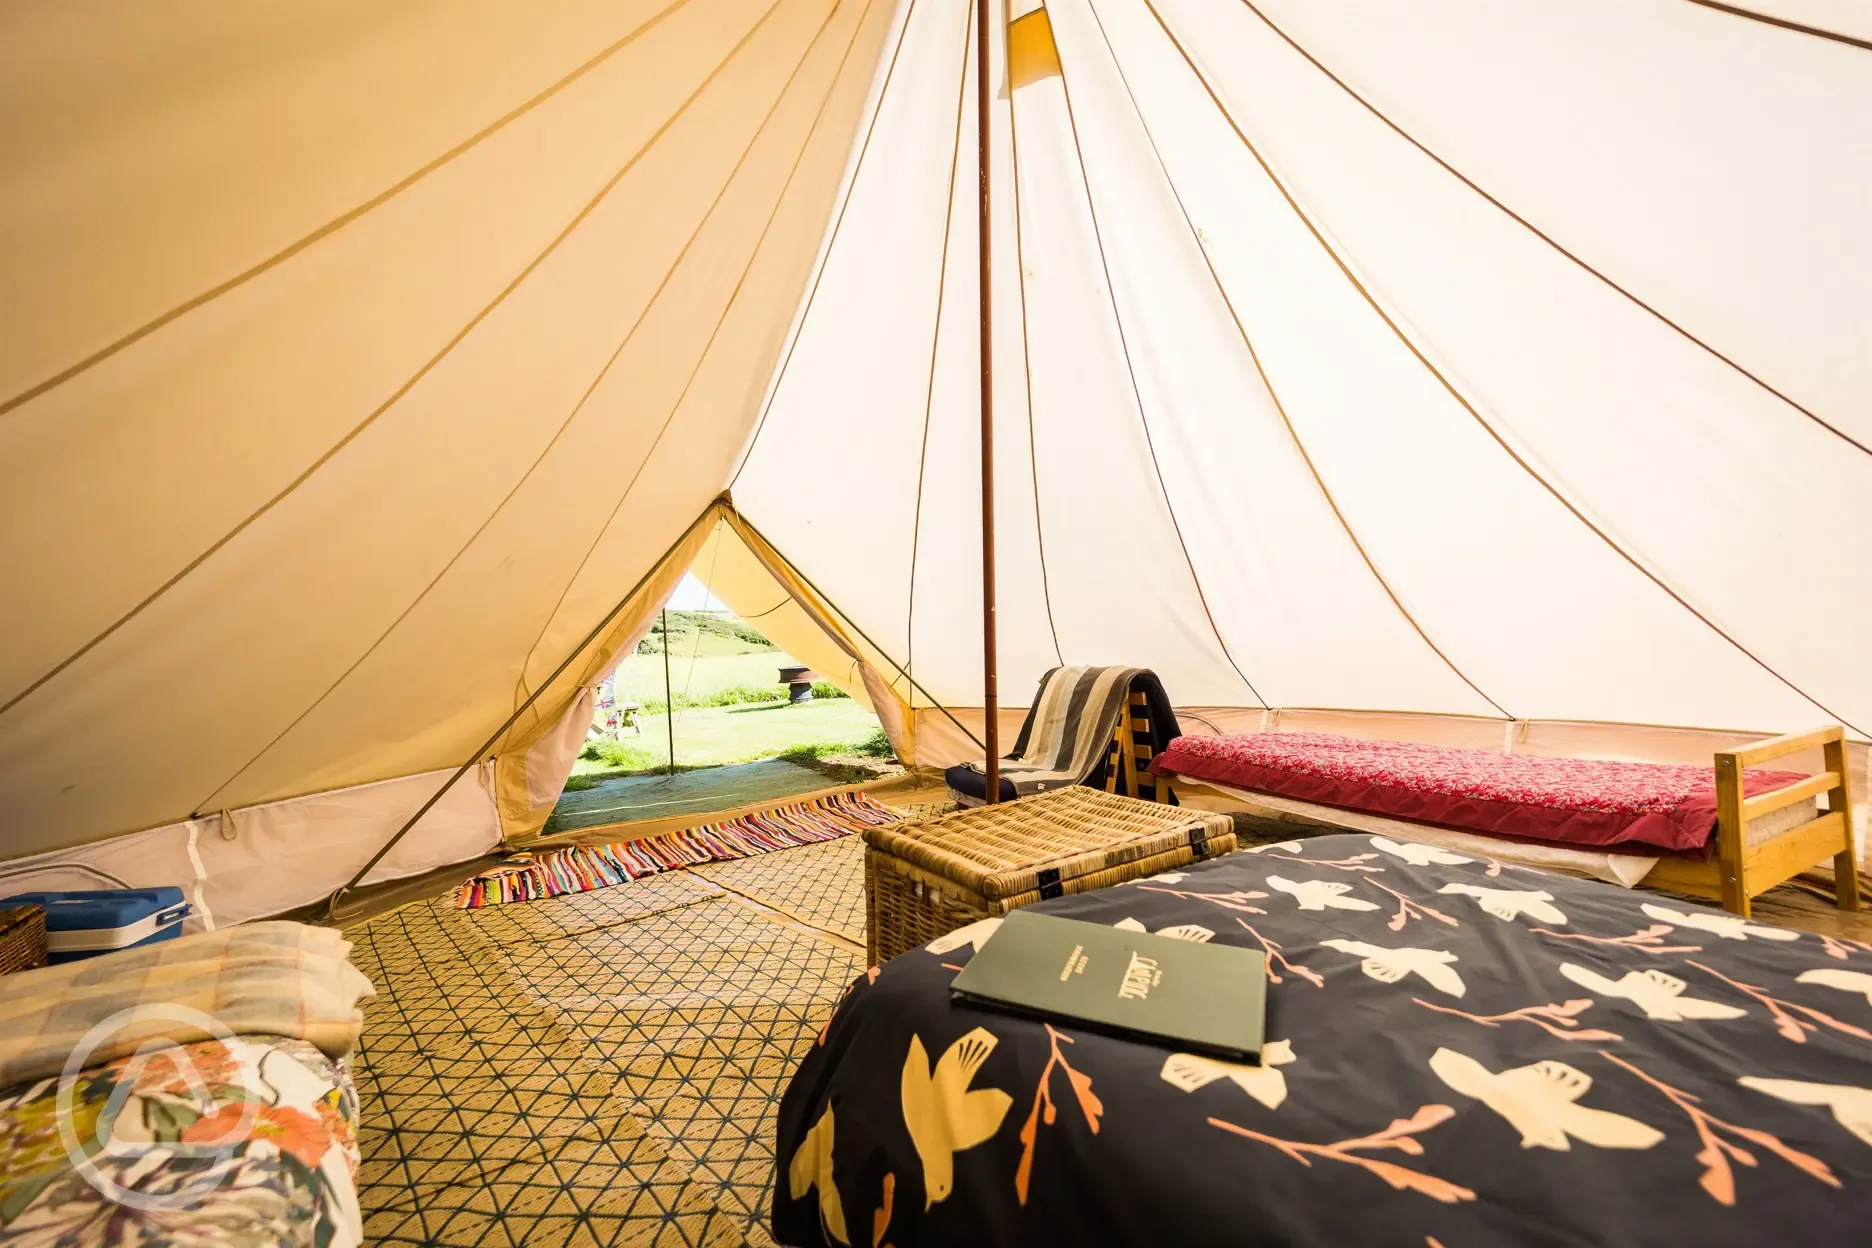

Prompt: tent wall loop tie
xmin=185 ymin=823 xmax=218 ymax=932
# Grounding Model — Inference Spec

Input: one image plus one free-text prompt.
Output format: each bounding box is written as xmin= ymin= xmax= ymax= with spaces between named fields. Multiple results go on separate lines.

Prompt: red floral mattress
xmin=1151 ymin=732 xmax=1807 ymax=854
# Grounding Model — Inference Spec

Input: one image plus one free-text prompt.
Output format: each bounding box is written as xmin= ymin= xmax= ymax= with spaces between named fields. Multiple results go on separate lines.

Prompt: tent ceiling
xmin=2 ymin=0 xmax=1868 ymax=857
xmin=735 ymin=0 xmax=1872 ymax=727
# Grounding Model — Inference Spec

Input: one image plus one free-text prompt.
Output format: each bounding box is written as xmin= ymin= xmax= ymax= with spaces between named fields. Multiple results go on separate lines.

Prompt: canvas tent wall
xmin=0 ymin=501 xmax=912 ymax=927
xmin=3 ymin=0 xmax=1870 ymax=918
xmin=0 ymin=0 xmax=905 ymax=911
xmin=735 ymin=0 xmax=1872 ymax=731
xmin=729 ymin=0 xmax=1872 ymax=785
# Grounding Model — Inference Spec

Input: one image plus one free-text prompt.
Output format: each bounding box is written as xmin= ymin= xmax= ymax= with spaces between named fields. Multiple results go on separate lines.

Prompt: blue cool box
xmin=0 ymin=888 xmax=190 ymax=964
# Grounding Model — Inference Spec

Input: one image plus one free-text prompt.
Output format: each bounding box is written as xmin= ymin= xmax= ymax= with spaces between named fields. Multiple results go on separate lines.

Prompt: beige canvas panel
xmin=0 ymin=0 xmax=896 ymax=856
xmin=0 ymin=764 xmax=501 ymax=929
xmin=0 ymin=0 xmax=693 ymax=399
xmin=491 ymin=506 xmax=719 ymax=841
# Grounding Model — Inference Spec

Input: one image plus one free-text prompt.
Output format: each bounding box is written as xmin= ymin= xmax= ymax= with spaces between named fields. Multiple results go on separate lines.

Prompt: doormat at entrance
xmin=453 ymin=790 xmax=902 ymax=908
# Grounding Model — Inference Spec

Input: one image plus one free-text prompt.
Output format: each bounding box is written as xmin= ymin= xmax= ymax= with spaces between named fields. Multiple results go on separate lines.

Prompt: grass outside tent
xmin=608 ymin=651 xmax=849 ymax=713
xmin=570 ymin=607 xmax=894 ymax=790
xmin=571 ymin=694 xmax=892 ymax=789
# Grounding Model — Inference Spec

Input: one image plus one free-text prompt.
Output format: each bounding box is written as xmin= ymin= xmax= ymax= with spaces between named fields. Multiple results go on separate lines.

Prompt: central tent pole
xmin=977 ymin=0 xmax=1000 ymax=803
xmin=661 ymin=607 xmax=676 ymax=777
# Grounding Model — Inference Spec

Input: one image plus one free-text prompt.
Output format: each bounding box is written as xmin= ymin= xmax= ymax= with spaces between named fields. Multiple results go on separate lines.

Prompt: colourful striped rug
xmin=452 ymin=790 xmax=903 ymax=908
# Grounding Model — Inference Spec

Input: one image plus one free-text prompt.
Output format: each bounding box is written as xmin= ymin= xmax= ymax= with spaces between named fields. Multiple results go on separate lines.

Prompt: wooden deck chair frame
xmin=1103 ymin=690 xmax=1169 ymax=803
xmin=1646 ymin=725 xmax=1862 ymax=917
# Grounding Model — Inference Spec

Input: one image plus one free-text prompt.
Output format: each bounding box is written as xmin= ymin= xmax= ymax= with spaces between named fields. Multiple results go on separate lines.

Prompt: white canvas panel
xmin=0 ymin=765 xmax=500 ymax=930
xmin=1709 ymin=0 xmax=1872 ymax=42
xmin=734 ymin=0 xmax=981 ymax=669
xmin=892 ymin=0 xmax=1071 ymax=710
xmin=1242 ymin=0 xmax=1872 ymax=438
xmin=1115 ymin=0 xmax=1836 ymax=731
xmin=1004 ymin=49 xmax=1249 ymax=705
xmin=1158 ymin=0 xmax=1872 ymax=733
xmin=1050 ymin=0 xmax=1498 ymax=716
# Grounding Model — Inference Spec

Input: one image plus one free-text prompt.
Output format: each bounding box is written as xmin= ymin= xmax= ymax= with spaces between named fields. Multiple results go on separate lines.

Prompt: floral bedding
xmin=775 ymin=834 xmax=1871 ymax=1246
xmin=0 ymin=1034 xmax=360 ymax=1246
xmin=1152 ymin=732 xmax=1809 ymax=853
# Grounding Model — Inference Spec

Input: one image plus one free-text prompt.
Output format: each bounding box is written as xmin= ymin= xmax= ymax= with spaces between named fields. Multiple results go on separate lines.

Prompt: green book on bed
xmin=949 ymin=910 xmax=1267 ymax=1061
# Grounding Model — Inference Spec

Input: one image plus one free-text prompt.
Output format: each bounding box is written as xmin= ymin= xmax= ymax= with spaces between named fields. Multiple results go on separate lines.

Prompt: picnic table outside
xmin=591 ymin=686 xmax=643 ymax=739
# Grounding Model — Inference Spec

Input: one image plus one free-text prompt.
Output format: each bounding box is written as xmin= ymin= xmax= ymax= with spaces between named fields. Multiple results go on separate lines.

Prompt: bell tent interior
xmin=2 ymin=0 xmax=1870 ymax=1244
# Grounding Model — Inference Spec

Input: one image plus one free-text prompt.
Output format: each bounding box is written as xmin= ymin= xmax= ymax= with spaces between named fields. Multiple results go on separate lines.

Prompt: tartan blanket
xmin=951 ymin=667 xmax=1179 ymax=802
xmin=0 ymin=922 xmax=374 ymax=1088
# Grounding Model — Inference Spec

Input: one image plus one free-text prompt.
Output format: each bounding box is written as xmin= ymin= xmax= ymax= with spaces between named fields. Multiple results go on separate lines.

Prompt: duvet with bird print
xmin=773 ymin=833 xmax=1872 ymax=1247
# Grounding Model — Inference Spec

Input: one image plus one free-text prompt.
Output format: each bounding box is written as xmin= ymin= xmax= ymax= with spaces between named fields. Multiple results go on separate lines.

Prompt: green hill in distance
xmin=636 ymin=609 xmax=776 ymax=656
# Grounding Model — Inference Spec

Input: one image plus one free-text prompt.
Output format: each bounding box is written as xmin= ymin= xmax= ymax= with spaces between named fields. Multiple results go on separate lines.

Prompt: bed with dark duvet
xmin=774 ymin=834 xmax=1870 ymax=1247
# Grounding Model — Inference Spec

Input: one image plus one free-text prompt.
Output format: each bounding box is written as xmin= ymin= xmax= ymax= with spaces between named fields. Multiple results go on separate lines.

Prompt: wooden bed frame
xmin=1645 ymin=725 xmax=1861 ymax=917
xmin=1149 ymin=722 xmax=1861 ymax=919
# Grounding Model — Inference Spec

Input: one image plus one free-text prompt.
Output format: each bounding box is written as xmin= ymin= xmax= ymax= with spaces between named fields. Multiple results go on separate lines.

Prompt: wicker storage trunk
xmin=0 ymin=905 xmax=48 ymax=975
xmin=862 ymin=787 xmax=1236 ymax=963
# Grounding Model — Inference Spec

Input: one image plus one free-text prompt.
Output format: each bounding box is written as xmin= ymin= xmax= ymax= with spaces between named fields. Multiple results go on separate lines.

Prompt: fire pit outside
xmin=777 ymin=665 xmax=823 ymax=704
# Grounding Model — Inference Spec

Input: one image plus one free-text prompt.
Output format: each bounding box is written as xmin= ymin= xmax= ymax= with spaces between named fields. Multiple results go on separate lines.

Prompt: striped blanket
xmin=453 ymin=790 xmax=903 ymax=907
xmin=947 ymin=666 xmax=1180 ymax=803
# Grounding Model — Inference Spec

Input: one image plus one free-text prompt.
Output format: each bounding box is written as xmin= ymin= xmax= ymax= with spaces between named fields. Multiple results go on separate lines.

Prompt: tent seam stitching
xmin=905 ymin=0 xmax=979 ymax=708
xmin=0 ymin=0 xmax=792 ymax=727
xmin=190 ymin=0 xmax=869 ymax=813
xmin=1234 ymin=0 xmax=1871 ymax=458
xmin=1049 ymin=3 xmax=1268 ymax=707
xmin=1084 ymin=0 xmax=1511 ymax=720
xmin=1142 ymin=0 xmax=1866 ymax=737
xmin=1009 ymin=1 xmax=1067 ymax=667
xmin=727 ymin=0 xmax=927 ymax=490
xmin=1681 ymin=0 xmax=1872 ymax=52
xmin=510 ymin=0 xmax=883 ymax=716
xmin=0 ymin=0 xmax=701 ymax=420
